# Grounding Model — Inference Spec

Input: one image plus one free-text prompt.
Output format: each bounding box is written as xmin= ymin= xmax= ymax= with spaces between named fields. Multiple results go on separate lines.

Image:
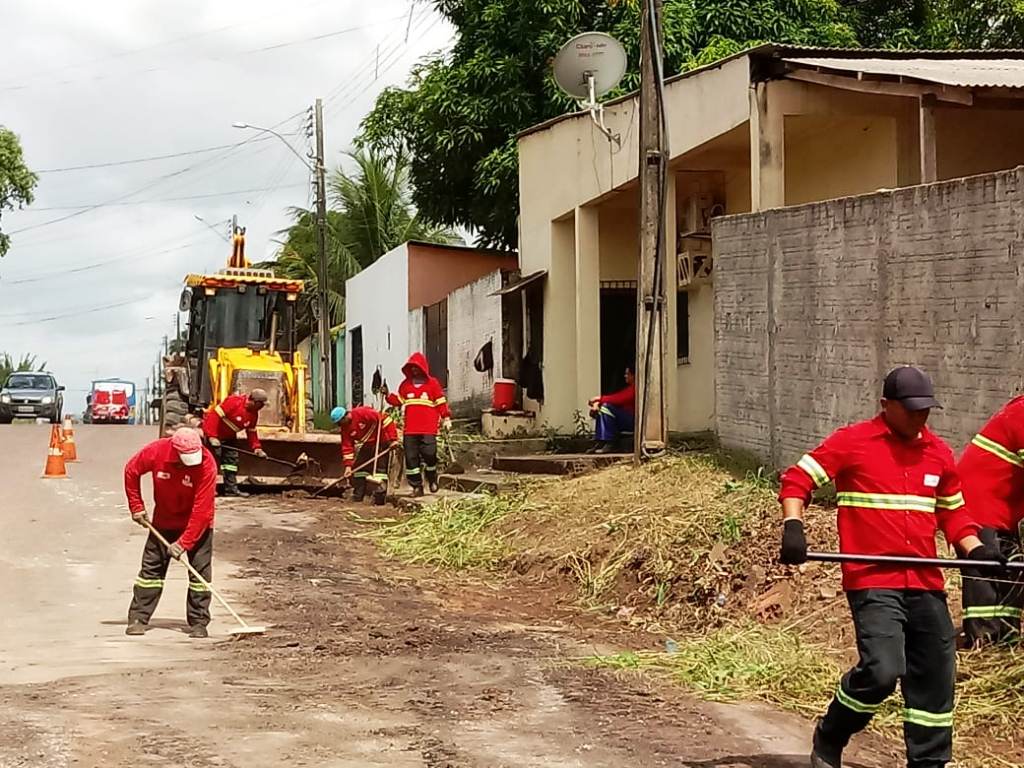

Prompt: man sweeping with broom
xmin=123 ymin=427 xmax=218 ymax=639
xmin=778 ymin=366 xmax=999 ymax=768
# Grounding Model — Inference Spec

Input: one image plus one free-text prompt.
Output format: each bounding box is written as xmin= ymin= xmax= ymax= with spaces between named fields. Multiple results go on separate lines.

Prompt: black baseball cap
xmin=882 ymin=366 xmax=942 ymax=411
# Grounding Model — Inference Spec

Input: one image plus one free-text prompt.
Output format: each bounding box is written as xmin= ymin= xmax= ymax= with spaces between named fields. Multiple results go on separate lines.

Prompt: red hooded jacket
xmin=124 ymin=438 xmax=218 ymax=550
xmin=341 ymin=406 xmax=399 ymax=469
xmin=386 ymin=352 xmax=451 ymax=436
xmin=201 ymin=393 xmax=262 ymax=451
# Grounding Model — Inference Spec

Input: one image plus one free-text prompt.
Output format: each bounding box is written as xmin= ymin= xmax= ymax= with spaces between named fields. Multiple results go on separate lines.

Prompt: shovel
xmin=312 ymin=445 xmax=396 ymax=498
xmin=807 ymin=551 xmax=1024 ymax=572
xmin=234 ymin=446 xmax=319 ymax=474
xmin=140 ymin=519 xmax=267 ymax=636
xmin=443 ymin=431 xmax=466 ymax=475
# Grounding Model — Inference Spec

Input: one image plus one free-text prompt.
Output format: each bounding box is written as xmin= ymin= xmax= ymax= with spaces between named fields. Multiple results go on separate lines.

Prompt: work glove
xmin=779 ymin=519 xmax=808 ymax=565
xmin=208 ymin=437 xmax=222 ymax=448
xmin=343 ymin=466 xmax=354 ymax=480
xmin=442 ymin=418 xmax=452 ymax=432
xmin=168 ymin=541 xmax=186 ymax=561
xmin=254 ymin=448 xmax=268 ymax=459
xmin=968 ymin=539 xmax=1008 ymax=573
xmin=131 ymin=510 xmax=150 ymax=527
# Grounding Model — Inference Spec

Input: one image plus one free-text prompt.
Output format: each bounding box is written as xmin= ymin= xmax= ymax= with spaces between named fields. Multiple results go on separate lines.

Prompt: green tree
xmin=271 ymin=148 xmax=461 ymax=334
xmin=0 ymin=127 xmax=38 ymax=257
xmin=0 ymin=353 xmax=45 ymax=383
xmin=840 ymin=0 xmax=1024 ymax=48
xmin=359 ymin=0 xmax=859 ymax=249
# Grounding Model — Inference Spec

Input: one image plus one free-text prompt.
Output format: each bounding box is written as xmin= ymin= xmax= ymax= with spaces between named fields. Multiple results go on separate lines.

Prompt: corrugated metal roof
xmin=783 ymin=56 xmax=1024 ymax=89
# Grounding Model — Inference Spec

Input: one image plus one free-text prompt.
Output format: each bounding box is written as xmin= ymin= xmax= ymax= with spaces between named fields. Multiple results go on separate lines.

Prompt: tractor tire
xmin=161 ymin=390 xmax=189 ymax=435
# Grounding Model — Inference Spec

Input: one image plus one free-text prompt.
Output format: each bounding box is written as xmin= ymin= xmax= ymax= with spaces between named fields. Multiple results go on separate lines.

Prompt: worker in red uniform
xmin=385 ymin=352 xmax=451 ymax=497
xmin=201 ymin=388 xmax=268 ymax=497
xmin=123 ymin=428 xmax=218 ymax=639
xmin=956 ymin=395 xmax=1024 ymax=646
xmin=778 ymin=366 xmax=998 ymax=768
xmin=587 ymin=365 xmax=635 ymax=454
xmin=331 ymin=405 xmax=398 ymax=505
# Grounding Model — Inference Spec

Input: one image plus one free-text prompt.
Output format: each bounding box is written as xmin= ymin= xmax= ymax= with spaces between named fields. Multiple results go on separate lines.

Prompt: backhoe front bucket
xmin=234 ymin=432 xmax=343 ymax=491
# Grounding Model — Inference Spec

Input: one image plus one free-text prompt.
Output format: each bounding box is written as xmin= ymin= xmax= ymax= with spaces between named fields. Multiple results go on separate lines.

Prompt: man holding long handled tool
xmin=956 ymin=395 xmax=1024 ymax=647
xmin=123 ymin=428 xmax=218 ymax=639
xmin=331 ymin=405 xmax=398 ymax=505
xmin=201 ymin=388 xmax=268 ymax=497
xmin=778 ymin=366 xmax=1001 ymax=768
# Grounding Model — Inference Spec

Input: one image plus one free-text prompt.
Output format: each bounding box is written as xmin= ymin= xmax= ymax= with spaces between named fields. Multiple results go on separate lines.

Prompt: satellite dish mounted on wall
xmin=552 ymin=32 xmax=627 ymax=146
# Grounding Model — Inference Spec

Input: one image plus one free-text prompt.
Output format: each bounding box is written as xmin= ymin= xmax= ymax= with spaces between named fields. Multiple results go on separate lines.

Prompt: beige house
xmin=516 ymin=44 xmax=1024 ymax=432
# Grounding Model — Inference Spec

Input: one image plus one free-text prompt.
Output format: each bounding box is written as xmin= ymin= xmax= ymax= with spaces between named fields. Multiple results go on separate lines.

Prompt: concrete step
xmin=438 ymin=470 xmax=512 ymax=494
xmin=491 ymin=453 xmax=629 ymax=476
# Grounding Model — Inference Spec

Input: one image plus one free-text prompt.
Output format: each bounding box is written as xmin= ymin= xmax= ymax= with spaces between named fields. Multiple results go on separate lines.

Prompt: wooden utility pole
xmin=314 ymin=98 xmax=333 ymax=410
xmin=635 ymin=0 xmax=668 ymax=463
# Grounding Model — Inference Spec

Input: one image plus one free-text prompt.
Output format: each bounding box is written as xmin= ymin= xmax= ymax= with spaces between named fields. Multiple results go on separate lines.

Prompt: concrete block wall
xmin=714 ymin=167 xmax=1024 ymax=467
xmin=446 ymin=270 xmax=503 ymax=417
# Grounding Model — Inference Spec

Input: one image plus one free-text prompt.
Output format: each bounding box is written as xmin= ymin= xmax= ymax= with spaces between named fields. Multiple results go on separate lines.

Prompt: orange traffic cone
xmin=61 ymin=416 xmax=78 ymax=462
xmin=43 ymin=424 xmax=68 ymax=479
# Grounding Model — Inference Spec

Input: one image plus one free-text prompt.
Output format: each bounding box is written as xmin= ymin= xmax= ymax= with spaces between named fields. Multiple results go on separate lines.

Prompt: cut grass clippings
xmin=370 ymin=494 xmax=520 ymax=570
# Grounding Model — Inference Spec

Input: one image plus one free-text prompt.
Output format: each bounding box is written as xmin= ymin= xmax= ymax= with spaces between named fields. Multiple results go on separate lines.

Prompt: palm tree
xmin=270 ymin=147 xmax=461 ymax=334
xmin=0 ymin=353 xmax=44 ymax=383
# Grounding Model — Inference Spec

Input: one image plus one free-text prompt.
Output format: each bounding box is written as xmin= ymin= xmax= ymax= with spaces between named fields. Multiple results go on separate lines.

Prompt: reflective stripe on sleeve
xmin=935 ymin=491 xmax=965 ymax=510
xmin=972 ymin=434 xmax=1024 ymax=468
xmin=797 ymin=454 xmax=830 ymax=488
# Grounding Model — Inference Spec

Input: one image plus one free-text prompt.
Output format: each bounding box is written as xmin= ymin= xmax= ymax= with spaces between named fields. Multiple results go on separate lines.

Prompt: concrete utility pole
xmin=634 ymin=0 xmax=669 ymax=464
xmin=314 ymin=98 xmax=333 ymax=411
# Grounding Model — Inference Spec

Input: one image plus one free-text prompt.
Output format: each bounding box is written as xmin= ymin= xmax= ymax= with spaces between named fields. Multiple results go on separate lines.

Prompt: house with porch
xmin=516 ymin=44 xmax=1024 ymax=433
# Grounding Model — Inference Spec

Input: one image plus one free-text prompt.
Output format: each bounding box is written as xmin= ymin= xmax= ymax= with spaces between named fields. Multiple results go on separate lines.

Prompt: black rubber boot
xmin=351 ymin=478 xmax=366 ymax=503
xmin=125 ymin=621 xmax=147 ymax=636
xmin=411 ymin=486 xmax=425 ymax=498
xmin=811 ymin=723 xmax=842 ymax=768
xmin=188 ymin=625 xmax=209 ymax=639
xmin=221 ymin=473 xmax=249 ymax=497
xmin=428 ymin=480 xmax=439 ymax=494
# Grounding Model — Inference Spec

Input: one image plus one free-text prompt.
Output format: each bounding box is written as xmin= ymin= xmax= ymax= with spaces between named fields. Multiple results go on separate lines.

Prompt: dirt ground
xmin=8 ymin=495 xmax=897 ymax=768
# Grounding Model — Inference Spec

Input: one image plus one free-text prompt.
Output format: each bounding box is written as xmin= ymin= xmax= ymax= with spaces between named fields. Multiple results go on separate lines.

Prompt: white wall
xmin=345 ymin=244 xmax=410 ymax=406
xmin=447 ymin=270 xmax=503 ymax=415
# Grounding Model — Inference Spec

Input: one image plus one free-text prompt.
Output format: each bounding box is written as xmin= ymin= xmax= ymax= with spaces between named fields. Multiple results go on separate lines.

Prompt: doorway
xmin=425 ymin=299 xmax=448 ymax=387
xmin=599 ymin=282 xmax=637 ymax=395
xmin=350 ymin=327 xmax=364 ymax=405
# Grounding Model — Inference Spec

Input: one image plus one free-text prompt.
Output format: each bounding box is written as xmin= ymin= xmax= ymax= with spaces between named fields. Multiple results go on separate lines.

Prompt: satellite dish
xmin=552 ymin=32 xmax=627 ymax=146
xmin=553 ymin=32 xmax=627 ymax=102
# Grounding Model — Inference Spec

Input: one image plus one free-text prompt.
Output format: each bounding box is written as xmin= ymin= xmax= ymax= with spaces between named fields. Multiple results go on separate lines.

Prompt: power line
xmin=32 ymin=133 xmax=292 ymax=174
xmin=9 ymin=110 xmax=306 ymax=238
xmin=24 ymin=183 xmax=308 ymax=211
xmin=2 ymin=297 xmax=150 ymax=325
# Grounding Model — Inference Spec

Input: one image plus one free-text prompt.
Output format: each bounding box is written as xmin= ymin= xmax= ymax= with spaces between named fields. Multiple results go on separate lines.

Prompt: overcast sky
xmin=0 ymin=0 xmax=452 ymax=412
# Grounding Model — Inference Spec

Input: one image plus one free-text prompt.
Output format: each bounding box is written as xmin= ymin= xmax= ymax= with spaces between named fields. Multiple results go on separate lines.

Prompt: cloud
xmin=0 ymin=0 xmax=452 ymax=412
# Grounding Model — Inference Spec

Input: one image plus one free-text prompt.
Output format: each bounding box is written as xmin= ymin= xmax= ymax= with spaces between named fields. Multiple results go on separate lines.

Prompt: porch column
xmin=919 ymin=95 xmax=938 ymax=184
xmin=575 ymin=205 xmax=601 ymax=408
xmin=749 ymin=81 xmax=785 ymax=211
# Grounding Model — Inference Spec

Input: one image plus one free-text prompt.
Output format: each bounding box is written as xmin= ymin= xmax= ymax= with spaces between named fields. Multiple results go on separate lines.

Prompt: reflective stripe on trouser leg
xmin=903 ymin=590 xmax=956 ymax=766
xmin=128 ymin=529 xmax=175 ymax=624
xmin=404 ymin=434 xmax=423 ymax=488
xmin=817 ymin=590 xmax=908 ymax=753
xmin=185 ymin=529 xmax=214 ymax=628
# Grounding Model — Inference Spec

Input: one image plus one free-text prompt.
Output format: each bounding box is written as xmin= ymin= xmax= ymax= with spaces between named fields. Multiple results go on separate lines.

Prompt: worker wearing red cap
xmin=956 ymin=396 xmax=1024 ymax=647
xmin=201 ymin=388 xmax=268 ymax=497
xmin=778 ymin=366 xmax=997 ymax=768
xmin=123 ymin=427 xmax=218 ymax=639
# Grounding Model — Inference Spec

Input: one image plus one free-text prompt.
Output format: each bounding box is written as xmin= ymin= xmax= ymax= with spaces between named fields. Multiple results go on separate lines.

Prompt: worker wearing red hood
xmin=386 ymin=352 xmax=451 ymax=496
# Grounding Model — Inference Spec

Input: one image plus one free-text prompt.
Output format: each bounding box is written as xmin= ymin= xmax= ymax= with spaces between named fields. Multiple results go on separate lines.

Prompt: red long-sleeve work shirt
xmin=957 ymin=395 xmax=1024 ymax=533
xmin=124 ymin=438 xmax=218 ymax=551
xmin=201 ymin=393 xmax=262 ymax=451
xmin=341 ymin=406 xmax=398 ymax=469
xmin=779 ymin=415 xmax=978 ymax=592
xmin=599 ymin=382 xmax=635 ymax=415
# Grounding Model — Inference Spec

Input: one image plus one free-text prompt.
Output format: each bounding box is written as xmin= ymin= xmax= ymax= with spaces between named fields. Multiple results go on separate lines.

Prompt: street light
xmin=232 ymin=122 xmax=313 ymax=170
xmin=233 ymin=108 xmax=333 ymax=412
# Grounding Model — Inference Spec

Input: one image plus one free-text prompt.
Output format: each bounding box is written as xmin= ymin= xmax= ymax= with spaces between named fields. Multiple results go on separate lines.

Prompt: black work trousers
xmin=208 ymin=439 xmax=240 ymax=493
xmin=962 ymin=527 xmax=1023 ymax=646
xmin=128 ymin=528 xmax=213 ymax=628
xmin=403 ymin=434 xmax=438 ymax=489
xmin=817 ymin=589 xmax=955 ymax=767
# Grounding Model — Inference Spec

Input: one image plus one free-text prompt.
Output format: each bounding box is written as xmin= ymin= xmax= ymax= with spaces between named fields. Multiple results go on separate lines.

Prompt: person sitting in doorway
xmin=587 ymin=366 xmax=635 ymax=454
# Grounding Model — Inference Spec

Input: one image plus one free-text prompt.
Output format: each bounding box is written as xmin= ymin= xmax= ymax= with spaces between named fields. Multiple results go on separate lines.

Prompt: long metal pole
xmin=314 ymin=98 xmax=333 ymax=411
xmin=808 ymin=551 xmax=1024 ymax=572
xmin=635 ymin=0 xmax=668 ymax=464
